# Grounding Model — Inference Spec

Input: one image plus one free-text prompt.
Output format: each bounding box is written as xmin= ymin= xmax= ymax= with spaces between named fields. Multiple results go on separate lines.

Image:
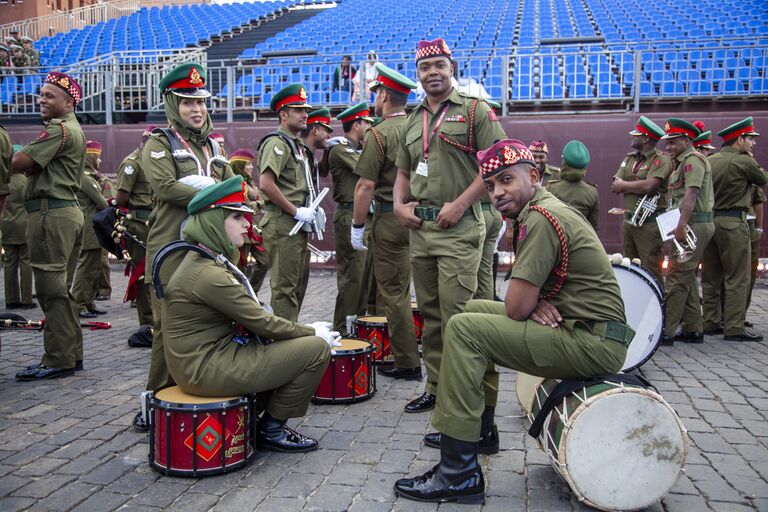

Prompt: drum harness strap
xmin=529 ymin=205 xmax=568 ymax=300
xmin=528 ymin=373 xmax=656 ymax=438
xmin=152 ymin=240 xmax=270 ymax=346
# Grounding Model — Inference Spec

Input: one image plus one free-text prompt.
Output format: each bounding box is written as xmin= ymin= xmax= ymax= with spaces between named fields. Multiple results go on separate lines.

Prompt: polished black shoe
xmin=423 ymin=426 xmax=500 ymax=455
xmin=745 ymin=321 xmax=754 ymax=329
xmin=394 ymin=434 xmax=485 ymax=504
xmin=257 ymin=412 xmax=318 ymax=453
xmin=87 ymin=307 xmax=108 ymax=315
xmin=674 ymin=331 xmax=703 ymax=343
xmin=132 ymin=411 xmax=149 ymax=433
xmin=5 ymin=302 xmax=21 ymax=309
xmin=377 ymin=364 xmax=422 ymax=381
xmin=660 ymin=335 xmax=675 ymax=346
xmin=405 ymin=392 xmax=436 ymax=413
xmin=18 ymin=302 xmax=37 ymax=310
xmin=703 ymin=327 xmax=724 ymax=335
xmin=75 ymin=360 xmax=83 ymax=371
xmin=79 ymin=311 xmax=98 ymax=319
xmin=724 ymin=331 xmax=764 ymax=342
xmin=15 ymin=364 xmax=75 ymax=381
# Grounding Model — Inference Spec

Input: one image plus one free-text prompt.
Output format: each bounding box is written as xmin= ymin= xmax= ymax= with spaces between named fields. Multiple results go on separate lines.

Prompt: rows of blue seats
xmin=0 ymin=75 xmax=42 ymax=105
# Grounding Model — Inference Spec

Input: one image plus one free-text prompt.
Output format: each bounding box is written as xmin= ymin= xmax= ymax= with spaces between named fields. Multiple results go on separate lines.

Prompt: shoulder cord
xmin=54 ymin=123 xmax=68 ymax=159
xmin=370 ymin=126 xmax=385 ymax=157
xmin=529 ymin=205 xmax=568 ymax=300
xmin=437 ymin=99 xmax=479 ymax=154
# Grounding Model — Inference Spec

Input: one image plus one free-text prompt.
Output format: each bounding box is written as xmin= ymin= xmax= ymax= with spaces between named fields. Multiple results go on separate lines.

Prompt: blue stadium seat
xmin=749 ymin=78 xmax=768 ymax=93
xmin=541 ymin=84 xmax=564 ymax=99
xmin=660 ymin=81 xmax=686 ymax=96
xmin=718 ymin=79 xmax=746 ymax=94
xmin=688 ymin=81 xmax=714 ymax=95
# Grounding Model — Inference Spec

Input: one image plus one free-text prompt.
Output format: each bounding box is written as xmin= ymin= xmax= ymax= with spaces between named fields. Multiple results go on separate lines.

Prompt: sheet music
xmin=656 ymin=209 xmax=681 ymax=241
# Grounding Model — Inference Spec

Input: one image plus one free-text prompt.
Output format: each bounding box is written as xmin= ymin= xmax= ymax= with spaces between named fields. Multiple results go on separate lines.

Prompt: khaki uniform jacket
xmin=546 ymin=166 xmax=600 ymax=231
xmin=116 ymin=148 xmax=153 ymax=210
xmin=143 ymin=132 xmax=232 ymax=284
xmin=258 ymin=127 xmax=309 ymax=207
xmin=541 ymin=164 xmax=561 ymax=185
xmin=329 ymin=138 xmax=361 ymax=203
xmin=163 ymin=252 xmax=314 ymax=392
xmin=354 ymin=112 xmax=406 ymax=203
xmin=614 ymin=148 xmax=673 ymax=212
xmin=20 ymin=111 xmax=85 ymax=202
xmin=76 ymin=170 xmax=108 ymax=250
xmin=708 ymin=146 xmax=768 ymax=211
xmin=668 ymin=146 xmax=714 ymax=213
xmin=0 ymin=173 xmax=28 ymax=244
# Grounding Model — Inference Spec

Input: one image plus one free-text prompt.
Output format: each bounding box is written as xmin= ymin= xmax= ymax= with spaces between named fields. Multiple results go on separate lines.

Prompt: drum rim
xmin=557 ymin=386 xmax=689 ymax=510
xmin=613 ymin=263 xmax=666 ymax=372
xmin=151 ymin=394 xmax=250 ymax=411
xmin=354 ymin=316 xmax=389 ymax=325
xmin=334 ymin=338 xmax=375 ymax=354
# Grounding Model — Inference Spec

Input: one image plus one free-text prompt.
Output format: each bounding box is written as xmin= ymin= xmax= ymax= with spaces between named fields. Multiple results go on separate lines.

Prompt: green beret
xmin=370 ymin=63 xmax=417 ymax=94
xmin=629 ymin=116 xmax=665 ymax=140
xmin=270 ymin=83 xmax=311 ymax=112
xmin=158 ymin=63 xmax=210 ymax=99
xmin=717 ymin=117 xmax=760 ymax=143
xmin=337 ymin=102 xmax=373 ymax=123
xmin=187 ymin=176 xmax=254 ymax=215
xmin=487 ymin=99 xmax=501 ymax=110
xmin=562 ymin=140 xmax=590 ymax=169
xmin=12 ymin=144 xmax=23 ymax=154
xmin=661 ymin=118 xmax=700 ymax=140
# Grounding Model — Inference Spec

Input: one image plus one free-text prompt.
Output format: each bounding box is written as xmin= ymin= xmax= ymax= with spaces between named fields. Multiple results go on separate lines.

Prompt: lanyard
xmin=422 ymin=105 xmax=449 ymax=162
xmin=174 ymin=129 xmax=211 ymax=176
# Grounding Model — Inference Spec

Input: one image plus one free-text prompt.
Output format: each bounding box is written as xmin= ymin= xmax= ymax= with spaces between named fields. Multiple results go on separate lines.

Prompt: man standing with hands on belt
xmin=13 ymin=72 xmax=85 ymax=381
xmin=393 ymin=38 xmax=506 ymax=419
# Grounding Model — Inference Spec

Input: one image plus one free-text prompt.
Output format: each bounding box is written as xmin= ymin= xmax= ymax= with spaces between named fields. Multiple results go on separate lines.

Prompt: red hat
xmin=477 ymin=139 xmax=536 ymax=179
xmin=210 ymin=133 xmax=225 ymax=144
xmin=416 ymin=38 xmax=452 ymax=62
xmin=45 ymin=71 xmax=82 ymax=105
xmin=528 ymin=140 xmax=548 ymax=154
xmin=85 ymin=140 xmax=102 ymax=155
xmin=229 ymin=149 xmax=255 ymax=163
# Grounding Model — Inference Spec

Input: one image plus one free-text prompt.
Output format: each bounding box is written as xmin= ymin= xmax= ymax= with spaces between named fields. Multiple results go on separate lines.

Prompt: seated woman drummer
xmin=394 ymin=139 xmax=634 ymax=504
xmin=159 ymin=176 xmax=339 ymax=453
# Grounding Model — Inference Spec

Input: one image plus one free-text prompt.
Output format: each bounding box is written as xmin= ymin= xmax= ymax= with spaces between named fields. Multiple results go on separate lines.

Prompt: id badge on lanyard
xmin=419 ymin=105 xmax=449 ymax=178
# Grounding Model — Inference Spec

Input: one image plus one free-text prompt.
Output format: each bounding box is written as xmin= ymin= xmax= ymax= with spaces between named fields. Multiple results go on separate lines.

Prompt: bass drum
xmin=612 ymin=263 xmax=665 ymax=371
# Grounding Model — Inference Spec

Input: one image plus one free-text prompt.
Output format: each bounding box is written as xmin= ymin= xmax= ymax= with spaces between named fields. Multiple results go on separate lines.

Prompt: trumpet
xmin=672 ymin=225 xmax=698 ymax=263
xmin=627 ymin=193 xmax=659 ymax=227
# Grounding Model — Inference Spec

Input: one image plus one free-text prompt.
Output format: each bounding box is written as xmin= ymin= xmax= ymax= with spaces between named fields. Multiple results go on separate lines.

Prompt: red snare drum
xmin=354 ymin=315 xmax=392 ymax=364
xmin=313 ymin=338 xmax=376 ymax=404
xmin=149 ymin=386 xmax=254 ymax=477
xmin=411 ymin=302 xmax=424 ymax=344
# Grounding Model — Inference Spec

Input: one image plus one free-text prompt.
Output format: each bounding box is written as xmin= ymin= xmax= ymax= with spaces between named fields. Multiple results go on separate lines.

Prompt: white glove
xmin=309 ymin=321 xmax=342 ymax=351
xmin=294 ymin=207 xmax=315 ymax=223
xmin=351 ymin=225 xmax=367 ymax=251
xmin=179 ymin=175 xmax=216 ymax=190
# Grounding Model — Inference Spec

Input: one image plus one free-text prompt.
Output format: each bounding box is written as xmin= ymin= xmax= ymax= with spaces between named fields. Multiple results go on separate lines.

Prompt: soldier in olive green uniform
xmin=393 ymin=38 xmax=506 ymax=414
xmin=136 ymin=64 xmax=233 ymax=429
xmin=659 ymin=118 xmax=715 ymax=345
xmin=326 ymin=102 xmax=373 ymax=334
xmin=610 ymin=117 xmax=673 ymax=282
xmin=1 ymin=143 xmax=34 ymax=309
xmin=163 ymin=176 xmax=332 ymax=452
xmin=0 ymin=45 xmax=10 ymax=68
xmin=693 ymin=128 xmax=716 ymax=157
xmin=10 ymin=45 xmax=29 ymax=71
xmin=701 ymin=118 xmax=766 ymax=341
xmin=352 ymin=63 xmax=421 ymax=379
xmin=71 ymin=141 xmax=109 ymax=318
xmin=746 ymin=185 xmax=765 ymax=316
xmin=546 ymin=140 xmax=599 ymax=231
xmin=258 ymin=84 xmax=316 ymax=322
xmin=395 ymin=140 xmax=631 ymax=505
xmin=115 ymin=126 xmax=155 ymax=326
xmin=20 ymin=37 xmax=40 ymax=69
xmin=95 ymin=170 xmax=115 ymax=300
xmin=13 ymin=72 xmax=85 ymax=380
xmin=529 ymin=140 xmax=560 ymax=184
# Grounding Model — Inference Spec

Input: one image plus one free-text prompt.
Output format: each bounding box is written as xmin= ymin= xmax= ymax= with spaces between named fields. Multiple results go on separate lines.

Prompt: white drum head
xmin=612 ymin=264 xmax=664 ymax=371
xmin=562 ymin=389 xmax=687 ymax=511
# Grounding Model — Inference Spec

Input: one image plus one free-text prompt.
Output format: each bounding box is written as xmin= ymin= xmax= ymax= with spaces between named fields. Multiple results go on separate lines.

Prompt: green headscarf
xmin=182 ymin=208 xmax=240 ymax=262
xmin=560 ymin=164 xmax=586 ymax=182
xmin=164 ymin=93 xmax=213 ymax=146
xmin=230 ymin=159 xmax=250 ymax=180
xmin=85 ymin=154 xmax=99 ymax=174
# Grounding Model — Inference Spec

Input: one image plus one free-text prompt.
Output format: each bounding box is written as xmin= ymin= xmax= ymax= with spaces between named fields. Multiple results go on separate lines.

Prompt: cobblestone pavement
xmin=1 ymin=267 xmax=767 ymax=512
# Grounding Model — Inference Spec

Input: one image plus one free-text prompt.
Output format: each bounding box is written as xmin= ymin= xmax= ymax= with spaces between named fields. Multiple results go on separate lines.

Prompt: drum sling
xmin=528 ymin=373 xmax=655 ymax=438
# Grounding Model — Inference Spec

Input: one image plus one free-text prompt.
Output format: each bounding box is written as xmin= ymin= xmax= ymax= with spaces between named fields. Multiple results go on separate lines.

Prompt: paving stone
xmin=303 ymin=483 xmax=358 ymax=511
xmin=253 ymin=496 xmax=305 ymax=511
xmin=0 ymin=474 xmax=31 ymax=497
xmin=11 ymin=474 xmax=76 ymax=498
xmin=105 ymin=471 xmax=158 ymax=495
xmin=28 ymin=481 xmax=99 ymax=511
xmin=212 ymin=486 xmax=268 ymax=511
xmin=0 ymin=496 xmax=36 ymax=512
xmin=327 ymin=462 xmax=372 ymax=487
xmin=131 ymin=481 xmax=190 ymax=508
xmin=71 ymin=491 xmax=130 ymax=512
xmin=360 ymin=471 xmax=398 ymax=503
xmin=166 ymin=491 xmax=220 ymax=512
xmin=348 ymin=499 xmax=393 ymax=512
xmin=269 ymin=470 xmax=323 ymax=499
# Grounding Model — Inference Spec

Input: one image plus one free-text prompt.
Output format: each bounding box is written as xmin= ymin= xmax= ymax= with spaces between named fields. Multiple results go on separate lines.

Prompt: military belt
xmin=414 ymin=205 xmax=473 ymax=222
xmin=377 ymin=202 xmax=394 ymax=214
xmin=587 ymin=320 xmax=635 ymax=348
xmin=714 ymin=209 xmax=746 ymax=219
xmin=24 ymin=198 xmax=79 ymax=213
xmin=131 ymin=209 xmax=152 ymax=220
xmin=336 ymin=202 xmax=354 ymax=211
xmin=690 ymin=212 xmax=714 ymax=223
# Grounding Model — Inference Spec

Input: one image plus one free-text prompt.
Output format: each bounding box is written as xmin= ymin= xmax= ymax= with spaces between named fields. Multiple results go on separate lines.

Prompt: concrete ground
xmin=0 ymin=267 xmax=767 ymax=512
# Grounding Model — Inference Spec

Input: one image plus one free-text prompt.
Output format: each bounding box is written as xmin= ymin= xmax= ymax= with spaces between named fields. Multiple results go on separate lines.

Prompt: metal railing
xmin=0 ymin=0 xmax=141 ymax=41
xmin=2 ymin=42 xmax=765 ymax=122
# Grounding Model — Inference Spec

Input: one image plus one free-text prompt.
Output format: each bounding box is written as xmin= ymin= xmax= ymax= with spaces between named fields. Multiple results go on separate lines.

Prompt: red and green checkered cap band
xmin=479 ymin=144 xmax=536 ymax=179
xmin=528 ymin=141 xmax=548 ymax=153
xmin=376 ymin=74 xmax=414 ymax=94
xmin=415 ymin=39 xmax=452 ymax=62
xmin=721 ymin=124 xmax=757 ymax=142
xmin=45 ymin=72 xmax=82 ymax=105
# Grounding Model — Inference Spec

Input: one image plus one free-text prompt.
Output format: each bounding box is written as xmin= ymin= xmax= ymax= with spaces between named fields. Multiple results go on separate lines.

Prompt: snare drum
xmin=149 ymin=386 xmax=254 ymax=477
xmin=411 ymin=302 xmax=424 ymax=344
xmin=313 ymin=338 xmax=376 ymax=404
xmin=354 ymin=316 xmax=392 ymax=364
xmin=529 ymin=378 xmax=688 ymax=511
xmin=612 ymin=263 xmax=665 ymax=371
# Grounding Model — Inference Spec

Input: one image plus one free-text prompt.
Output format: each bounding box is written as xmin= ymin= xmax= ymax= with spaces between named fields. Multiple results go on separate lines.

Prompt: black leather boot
xmin=256 ymin=412 xmax=318 ymax=453
xmin=423 ymin=406 xmax=499 ymax=454
xmin=394 ymin=434 xmax=485 ymax=504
